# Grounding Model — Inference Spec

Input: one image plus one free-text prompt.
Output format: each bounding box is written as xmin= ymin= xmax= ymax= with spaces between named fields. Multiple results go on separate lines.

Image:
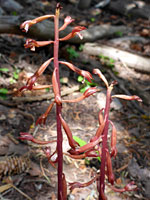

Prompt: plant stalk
xmin=99 ymin=85 xmax=112 ymax=199
xmin=54 ymin=6 xmax=63 ymax=200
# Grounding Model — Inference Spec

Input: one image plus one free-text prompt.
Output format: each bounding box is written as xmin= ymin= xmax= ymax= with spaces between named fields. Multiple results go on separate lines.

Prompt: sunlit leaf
xmin=0 ymin=88 xmax=8 ymax=94
xmin=0 ymin=68 xmax=9 ymax=72
xmin=73 ymin=136 xmax=87 ymax=147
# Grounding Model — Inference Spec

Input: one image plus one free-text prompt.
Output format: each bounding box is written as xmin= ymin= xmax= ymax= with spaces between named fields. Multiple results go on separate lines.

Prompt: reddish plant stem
xmin=54 ymin=7 xmax=63 ymax=200
xmin=99 ymin=85 xmax=113 ymax=200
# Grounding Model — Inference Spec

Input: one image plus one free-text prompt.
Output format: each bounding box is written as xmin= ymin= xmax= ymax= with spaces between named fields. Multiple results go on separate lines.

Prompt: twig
xmin=11 ymin=184 xmax=32 ymax=200
xmin=12 ymin=85 xmax=80 ymax=102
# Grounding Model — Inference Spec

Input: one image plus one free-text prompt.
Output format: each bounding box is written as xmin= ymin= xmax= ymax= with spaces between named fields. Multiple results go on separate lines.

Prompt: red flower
xmin=52 ymin=68 xmax=62 ymax=105
xmin=19 ymin=132 xmax=56 ymax=144
xmin=36 ymin=101 xmax=55 ymax=125
xmin=20 ymin=15 xmax=54 ymax=32
xmin=59 ymin=26 xmax=86 ymax=41
xmin=62 ymin=87 xmax=98 ymax=103
xmin=59 ymin=16 xmax=75 ymax=31
xmin=19 ymin=58 xmax=53 ymax=92
xmin=93 ymin=68 xmax=109 ymax=88
xmin=59 ymin=61 xmax=93 ymax=82
xmin=112 ymin=94 xmax=142 ymax=102
xmin=24 ymin=39 xmax=54 ymax=51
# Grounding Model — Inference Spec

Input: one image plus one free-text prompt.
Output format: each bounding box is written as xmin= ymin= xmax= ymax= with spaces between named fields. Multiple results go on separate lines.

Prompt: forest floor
xmin=0 ymin=0 xmax=150 ymax=199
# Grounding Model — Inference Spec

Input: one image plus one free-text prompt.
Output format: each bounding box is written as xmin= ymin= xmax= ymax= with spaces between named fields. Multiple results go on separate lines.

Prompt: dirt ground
xmin=0 ymin=0 xmax=150 ymax=199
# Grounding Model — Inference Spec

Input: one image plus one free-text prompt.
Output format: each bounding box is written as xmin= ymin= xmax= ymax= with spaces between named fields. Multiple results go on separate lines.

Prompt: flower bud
xmin=20 ymin=15 xmax=54 ymax=32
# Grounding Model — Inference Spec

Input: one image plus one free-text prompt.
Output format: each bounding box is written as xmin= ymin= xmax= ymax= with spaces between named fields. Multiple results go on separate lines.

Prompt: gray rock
xmin=0 ymin=7 xmax=5 ymax=15
xmin=96 ymin=91 xmax=123 ymax=111
xmin=0 ymin=0 xmax=23 ymax=12
xmin=128 ymin=158 xmax=150 ymax=198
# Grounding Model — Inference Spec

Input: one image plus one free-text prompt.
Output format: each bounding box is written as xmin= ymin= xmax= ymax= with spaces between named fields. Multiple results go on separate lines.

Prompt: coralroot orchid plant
xmin=18 ymin=3 xmax=141 ymax=200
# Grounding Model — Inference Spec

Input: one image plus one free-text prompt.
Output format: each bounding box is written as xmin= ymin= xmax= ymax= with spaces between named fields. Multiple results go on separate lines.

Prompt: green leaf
xmin=0 ymin=88 xmax=8 ymax=94
xmin=79 ymin=44 xmax=84 ymax=51
xmin=80 ymin=85 xmax=90 ymax=93
xmin=73 ymin=136 xmax=101 ymax=162
xmin=77 ymin=75 xmax=84 ymax=82
xmin=67 ymin=47 xmax=79 ymax=59
xmin=115 ymin=31 xmax=123 ymax=37
xmin=109 ymin=58 xmax=115 ymax=63
xmin=90 ymin=17 xmax=95 ymax=22
xmin=0 ymin=68 xmax=9 ymax=72
xmin=99 ymin=54 xmax=105 ymax=59
xmin=13 ymin=71 xmax=19 ymax=80
xmin=45 ymin=88 xmax=50 ymax=92
xmin=11 ymin=11 xmax=17 ymax=16
xmin=9 ymin=78 xmax=16 ymax=84
xmin=73 ymin=136 xmax=87 ymax=147
xmin=0 ymin=88 xmax=8 ymax=100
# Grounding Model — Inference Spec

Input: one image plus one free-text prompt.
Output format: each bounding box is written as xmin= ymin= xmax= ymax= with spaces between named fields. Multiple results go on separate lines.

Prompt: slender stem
xmin=99 ymin=86 xmax=112 ymax=199
xmin=54 ymin=7 xmax=63 ymax=200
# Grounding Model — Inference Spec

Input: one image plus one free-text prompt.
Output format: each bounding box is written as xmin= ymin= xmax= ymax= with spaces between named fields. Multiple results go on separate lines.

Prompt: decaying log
xmin=0 ymin=15 xmax=130 ymax=43
xmin=83 ymin=43 xmax=150 ymax=73
xmin=108 ymin=0 xmax=150 ymax=19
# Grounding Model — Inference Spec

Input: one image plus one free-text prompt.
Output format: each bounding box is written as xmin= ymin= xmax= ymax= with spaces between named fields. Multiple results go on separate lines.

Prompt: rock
xmin=0 ymin=7 xmax=5 ymax=15
xmin=128 ymin=158 xmax=150 ymax=198
xmin=0 ymin=0 xmax=23 ymax=13
xmin=96 ymin=92 xmax=123 ymax=111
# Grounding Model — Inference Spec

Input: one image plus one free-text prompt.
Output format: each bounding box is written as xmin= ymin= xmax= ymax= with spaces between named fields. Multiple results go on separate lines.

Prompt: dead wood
xmin=108 ymin=0 xmax=150 ymax=19
xmin=83 ymin=43 xmax=150 ymax=73
xmin=0 ymin=15 xmax=130 ymax=43
xmin=12 ymin=85 xmax=80 ymax=102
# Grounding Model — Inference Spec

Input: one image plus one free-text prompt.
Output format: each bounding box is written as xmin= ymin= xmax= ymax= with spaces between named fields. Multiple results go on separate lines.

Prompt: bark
xmin=0 ymin=15 xmax=130 ymax=44
xmin=83 ymin=43 xmax=150 ymax=73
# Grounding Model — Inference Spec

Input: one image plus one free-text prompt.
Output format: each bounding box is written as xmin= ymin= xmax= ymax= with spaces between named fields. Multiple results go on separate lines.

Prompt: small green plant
xmin=99 ymin=54 xmax=115 ymax=69
xmin=115 ymin=31 xmax=123 ymax=37
xmin=90 ymin=17 xmax=95 ymax=22
xmin=79 ymin=44 xmax=84 ymax=51
xmin=11 ymin=11 xmax=18 ymax=16
xmin=77 ymin=75 xmax=98 ymax=93
xmin=0 ymin=68 xmax=9 ymax=73
xmin=66 ymin=46 xmax=79 ymax=59
xmin=0 ymin=88 xmax=8 ymax=99
xmin=10 ymin=68 xmax=20 ymax=84
xmin=73 ymin=135 xmax=87 ymax=147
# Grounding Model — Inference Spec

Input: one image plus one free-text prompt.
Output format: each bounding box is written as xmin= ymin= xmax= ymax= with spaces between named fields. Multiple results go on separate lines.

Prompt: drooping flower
xmin=59 ymin=61 xmax=93 ymax=82
xmin=110 ymin=121 xmax=117 ymax=158
xmin=24 ymin=39 xmax=54 ymax=51
xmin=20 ymin=15 xmax=54 ymax=32
xmin=52 ymin=68 xmax=62 ymax=105
xmin=59 ymin=26 xmax=86 ymax=41
xmin=106 ymin=151 xmax=115 ymax=185
xmin=62 ymin=87 xmax=98 ymax=103
xmin=19 ymin=132 xmax=56 ymax=144
xmin=112 ymin=94 xmax=142 ymax=102
xmin=93 ymin=68 xmax=109 ymax=88
xmin=19 ymin=58 xmax=53 ymax=93
xmin=36 ymin=101 xmax=55 ymax=125
xmin=59 ymin=114 xmax=77 ymax=149
xmin=59 ymin=16 xmax=75 ymax=31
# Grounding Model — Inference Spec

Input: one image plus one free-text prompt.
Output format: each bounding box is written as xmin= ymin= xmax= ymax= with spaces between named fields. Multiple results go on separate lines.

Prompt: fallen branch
xmin=108 ymin=0 xmax=150 ymax=19
xmin=0 ymin=15 xmax=130 ymax=43
xmin=12 ymin=85 xmax=80 ymax=102
xmin=83 ymin=43 xmax=150 ymax=73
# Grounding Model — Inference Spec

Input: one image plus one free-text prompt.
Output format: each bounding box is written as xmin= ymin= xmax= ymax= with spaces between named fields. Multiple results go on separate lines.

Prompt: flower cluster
xmin=18 ymin=4 xmax=141 ymax=200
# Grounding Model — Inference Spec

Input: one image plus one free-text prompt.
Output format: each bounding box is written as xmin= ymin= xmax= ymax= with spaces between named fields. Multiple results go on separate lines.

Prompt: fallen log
xmin=108 ymin=0 xmax=150 ymax=19
xmin=83 ymin=43 xmax=150 ymax=73
xmin=0 ymin=15 xmax=130 ymax=43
